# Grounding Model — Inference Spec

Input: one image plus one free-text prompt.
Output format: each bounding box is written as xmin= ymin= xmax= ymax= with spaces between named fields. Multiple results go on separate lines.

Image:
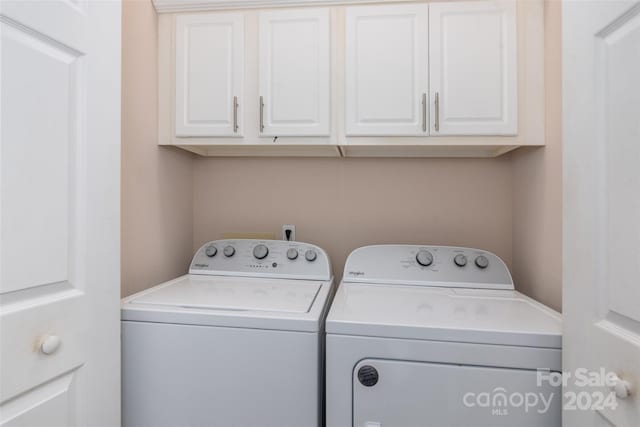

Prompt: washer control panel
xmin=343 ymin=245 xmax=513 ymax=290
xmin=190 ymin=239 xmax=331 ymax=281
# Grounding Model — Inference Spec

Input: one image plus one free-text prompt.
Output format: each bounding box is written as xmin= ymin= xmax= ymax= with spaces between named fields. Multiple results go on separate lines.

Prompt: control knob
xmin=205 ymin=245 xmax=217 ymax=257
xmin=223 ymin=245 xmax=235 ymax=257
xmin=286 ymin=248 xmax=298 ymax=260
xmin=416 ymin=250 xmax=433 ymax=267
xmin=305 ymin=249 xmax=317 ymax=262
xmin=454 ymin=254 xmax=467 ymax=267
xmin=253 ymin=244 xmax=269 ymax=260
xmin=475 ymin=255 xmax=489 ymax=269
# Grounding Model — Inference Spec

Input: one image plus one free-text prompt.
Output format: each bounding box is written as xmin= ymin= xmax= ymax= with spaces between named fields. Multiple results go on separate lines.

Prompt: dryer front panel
xmin=352 ymin=359 xmax=561 ymax=427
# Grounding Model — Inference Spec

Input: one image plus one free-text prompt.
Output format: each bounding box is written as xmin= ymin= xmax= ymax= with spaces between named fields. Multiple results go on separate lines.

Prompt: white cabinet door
xmin=345 ymin=4 xmax=428 ymax=136
xmin=0 ymin=0 xmax=121 ymax=425
xmin=429 ymin=1 xmax=517 ymax=135
xmin=563 ymin=1 xmax=640 ymax=425
xmin=259 ymin=9 xmax=330 ymax=136
xmin=175 ymin=13 xmax=243 ymax=137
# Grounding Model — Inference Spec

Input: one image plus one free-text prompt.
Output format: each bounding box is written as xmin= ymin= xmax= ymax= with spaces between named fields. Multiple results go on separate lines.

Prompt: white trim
xmin=152 ymin=0 xmax=416 ymax=13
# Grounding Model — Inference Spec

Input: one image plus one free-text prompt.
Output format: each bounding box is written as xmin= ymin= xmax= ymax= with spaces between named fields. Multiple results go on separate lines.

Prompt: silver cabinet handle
xmin=422 ymin=93 xmax=427 ymax=132
xmin=233 ymin=96 xmax=239 ymax=133
xmin=259 ymin=96 xmax=264 ymax=133
xmin=434 ymin=92 xmax=440 ymax=132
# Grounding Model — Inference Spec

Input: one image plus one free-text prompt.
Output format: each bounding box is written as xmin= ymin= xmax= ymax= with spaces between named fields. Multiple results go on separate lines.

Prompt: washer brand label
xmin=194 ymin=263 xmax=209 ymax=268
xmin=348 ymin=271 xmax=365 ymax=277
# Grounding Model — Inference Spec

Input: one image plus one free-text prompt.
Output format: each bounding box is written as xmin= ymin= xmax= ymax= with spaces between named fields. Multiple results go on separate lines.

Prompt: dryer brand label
xmin=348 ymin=271 xmax=365 ymax=277
xmin=194 ymin=263 xmax=209 ymax=268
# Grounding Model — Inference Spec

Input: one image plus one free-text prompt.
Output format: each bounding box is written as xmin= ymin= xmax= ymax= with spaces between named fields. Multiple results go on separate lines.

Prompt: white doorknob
xmin=611 ymin=374 xmax=633 ymax=399
xmin=40 ymin=335 xmax=61 ymax=355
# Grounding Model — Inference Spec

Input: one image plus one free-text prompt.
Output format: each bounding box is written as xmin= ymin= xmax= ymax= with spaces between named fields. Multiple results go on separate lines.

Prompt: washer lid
xmin=128 ymin=275 xmax=321 ymax=313
xmin=326 ymin=283 xmax=562 ymax=349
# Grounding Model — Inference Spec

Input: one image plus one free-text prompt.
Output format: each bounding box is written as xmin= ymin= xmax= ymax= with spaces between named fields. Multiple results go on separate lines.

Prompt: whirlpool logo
xmin=348 ymin=271 xmax=365 ymax=277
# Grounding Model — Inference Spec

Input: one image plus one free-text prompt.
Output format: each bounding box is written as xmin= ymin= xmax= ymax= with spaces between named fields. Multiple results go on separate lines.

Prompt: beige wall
xmin=121 ymin=0 xmax=194 ymax=297
xmin=511 ymin=0 xmax=562 ymax=311
xmin=121 ymin=0 xmax=562 ymax=311
xmin=193 ymin=158 xmax=513 ymax=280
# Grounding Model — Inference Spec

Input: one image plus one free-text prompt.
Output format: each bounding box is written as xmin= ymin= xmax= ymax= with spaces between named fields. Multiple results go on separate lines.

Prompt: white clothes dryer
xmin=326 ymin=245 xmax=561 ymax=427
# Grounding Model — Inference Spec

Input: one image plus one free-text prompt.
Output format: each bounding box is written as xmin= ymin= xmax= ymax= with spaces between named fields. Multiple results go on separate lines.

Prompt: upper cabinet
xmin=175 ymin=13 xmax=244 ymax=137
xmin=159 ymin=1 xmax=544 ymax=157
xmin=259 ymin=9 xmax=331 ymax=136
xmin=345 ymin=4 xmax=428 ymax=136
xmin=429 ymin=1 xmax=517 ymax=135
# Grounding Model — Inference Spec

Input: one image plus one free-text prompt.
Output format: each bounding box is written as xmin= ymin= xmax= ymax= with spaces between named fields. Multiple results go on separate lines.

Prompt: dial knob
xmin=223 ymin=245 xmax=235 ymax=257
xmin=286 ymin=248 xmax=298 ymax=260
xmin=475 ymin=255 xmax=489 ymax=269
xmin=454 ymin=254 xmax=467 ymax=267
xmin=205 ymin=245 xmax=217 ymax=257
xmin=416 ymin=250 xmax=433 ymax=267
xmin=305 ymin=249 xmax=317 ymax=262
xmin=253 ymin=244 xmax=269 ymax=260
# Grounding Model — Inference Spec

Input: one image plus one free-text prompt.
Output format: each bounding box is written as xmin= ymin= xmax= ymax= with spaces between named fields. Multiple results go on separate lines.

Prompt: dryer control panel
xmin=190 ymin=239 xmax=332 ymax=281
xmin=343 ymin=245 xmax=513 ymax=290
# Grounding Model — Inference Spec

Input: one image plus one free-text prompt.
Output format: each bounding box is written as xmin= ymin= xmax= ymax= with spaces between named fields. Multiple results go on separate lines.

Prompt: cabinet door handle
xmin=259 ymin=96 xmax=264 ymax=133
xmin=422 ymin=93 xmax=427 ymax=132
xmin=40 ymin=335 xmax=61 ymax=355
xmin=434 ymin=92 xmax=440 ymax=132
xmin=233 ymin=96 xmax=239 ymax=133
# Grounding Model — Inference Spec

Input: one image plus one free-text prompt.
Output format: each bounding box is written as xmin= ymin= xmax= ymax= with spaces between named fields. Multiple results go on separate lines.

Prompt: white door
xmin=175 ymin=13 xmax=243 ymax=137
xmin=429 ymin=1 xmax=517 ymax=135
xmin=259 ymin=8 xmax=330 ymax=136
xmin=0 ymin=0 xmax=121 ymax=425
xmin=563 ymin=1 xmax=640 ymax=426
xmin=345 ymin=4 xmax=428 ymax=136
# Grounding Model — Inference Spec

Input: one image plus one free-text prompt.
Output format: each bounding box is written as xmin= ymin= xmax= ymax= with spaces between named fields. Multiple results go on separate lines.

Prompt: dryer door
xmin=353 ymin=359 xmax=561 ymax=427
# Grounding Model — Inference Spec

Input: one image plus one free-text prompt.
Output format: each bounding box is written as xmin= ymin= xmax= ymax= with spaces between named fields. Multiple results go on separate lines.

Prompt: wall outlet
xmin=282 ymin=225 xmax=296 ymax=241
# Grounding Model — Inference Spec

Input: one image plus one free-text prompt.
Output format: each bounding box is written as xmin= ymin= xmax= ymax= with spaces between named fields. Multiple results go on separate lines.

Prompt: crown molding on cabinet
xmin=152 ymin=0 xmax=413 ymax=13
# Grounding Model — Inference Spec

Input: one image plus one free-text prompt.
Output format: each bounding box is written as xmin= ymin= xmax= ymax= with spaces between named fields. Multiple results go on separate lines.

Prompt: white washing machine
xmin=122 ymin=239 xmax=333 ymax=427
xmin=326 ymin=245 xmax=562 ymax=427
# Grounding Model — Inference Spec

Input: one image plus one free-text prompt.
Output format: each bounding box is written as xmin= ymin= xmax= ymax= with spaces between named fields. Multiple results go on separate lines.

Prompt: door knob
xmin=611 ymin=374 xmax=633 ymax=399
xmin=40 ymin=335 xmax=61 ymax=355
